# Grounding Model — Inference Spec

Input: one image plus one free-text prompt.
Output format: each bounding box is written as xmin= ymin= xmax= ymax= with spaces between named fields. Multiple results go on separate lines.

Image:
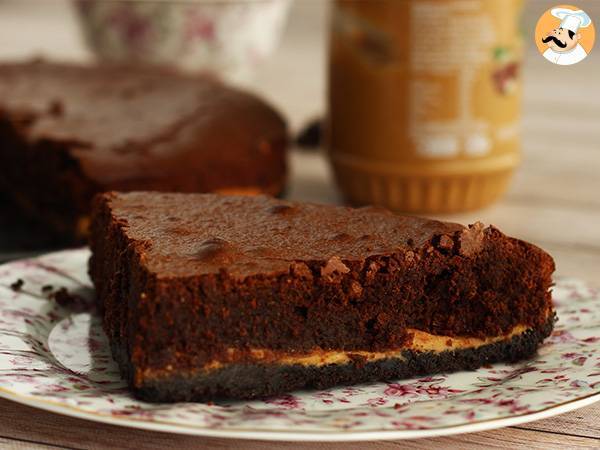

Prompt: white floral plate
xmin=0 ymin=249 xmax=599 ymax=442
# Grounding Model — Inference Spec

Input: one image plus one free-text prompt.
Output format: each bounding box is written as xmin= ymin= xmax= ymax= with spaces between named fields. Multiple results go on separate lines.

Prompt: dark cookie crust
xmin=0 ymin=61 xmax=287 ymax=243
xmin=128 ymin=317 xmax=554 ymax=403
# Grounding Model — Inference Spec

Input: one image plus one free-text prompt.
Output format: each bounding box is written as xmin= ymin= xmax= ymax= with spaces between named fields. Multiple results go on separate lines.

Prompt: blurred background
xmin=0 ymin=0 xmax=598 ymax=283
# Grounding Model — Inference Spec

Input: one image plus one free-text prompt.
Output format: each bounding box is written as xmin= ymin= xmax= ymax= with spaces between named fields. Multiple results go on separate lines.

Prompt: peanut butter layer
xmin=204 ymin=324 xmax=531 ymax=371
xmin=142 ymin=323 xmax=533 ymax=378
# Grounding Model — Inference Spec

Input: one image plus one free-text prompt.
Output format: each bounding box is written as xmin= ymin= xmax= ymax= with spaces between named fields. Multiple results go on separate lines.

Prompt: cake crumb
xmin=10 ymin=279 xmax=24 ymax=292
xmin=289 ymin=262 xmax=313 ymax=280
xmin=48 ymin=99 xmax=64 ymax=117
xmin=404 ymin=251 xmax=416 ymax=262
xmin=41 ymin=284 xmax=53 ymax=293
xmin=321 ymin=256 xmax=350 ymax=281
xmin=364 ymin=261 xmax=380 ymax=283
xmin=50 ymin=287 xmax=92 ymax=312
xmin=295 ymin=118 xmax=323 ymax=149
xmin=349 ymin=280 xmax=364 ymax=299
xmin=438 ymin=234 xmax=454 ymax=251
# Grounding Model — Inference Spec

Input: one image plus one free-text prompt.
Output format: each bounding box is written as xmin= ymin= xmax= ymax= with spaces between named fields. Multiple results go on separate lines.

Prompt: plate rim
xmin=1 ymin=386 xmax=599 ymax=441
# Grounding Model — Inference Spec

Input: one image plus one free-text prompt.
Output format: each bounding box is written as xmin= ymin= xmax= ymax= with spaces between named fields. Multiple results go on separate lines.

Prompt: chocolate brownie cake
xmin=0 ymin=61 xmax=287 ymax=243
xmin=89 ymin=192 xmax=555 ymax=402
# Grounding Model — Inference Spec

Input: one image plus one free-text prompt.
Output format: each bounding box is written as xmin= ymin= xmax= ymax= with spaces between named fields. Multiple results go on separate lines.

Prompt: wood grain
xmin=513 ymin=405 xmax=600 ymax=439
xmin=392 ymin=428 xmax=600 ymax=449
xmin=0 ymin=437 xmax=68 ymax=450
xmin=0 ymin=0 xmax=598 ymax=448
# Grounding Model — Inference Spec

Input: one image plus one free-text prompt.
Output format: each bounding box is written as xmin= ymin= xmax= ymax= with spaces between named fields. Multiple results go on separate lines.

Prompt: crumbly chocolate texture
xmin=89 ymin=192 xmax=555 ymax=402
xmin=0 ymin=61 xmax=288 ymax=243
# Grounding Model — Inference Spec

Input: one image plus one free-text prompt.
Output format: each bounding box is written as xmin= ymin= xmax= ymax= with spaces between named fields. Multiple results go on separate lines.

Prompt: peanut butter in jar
xmin=328 ymin=0 xmax=523 ymax=213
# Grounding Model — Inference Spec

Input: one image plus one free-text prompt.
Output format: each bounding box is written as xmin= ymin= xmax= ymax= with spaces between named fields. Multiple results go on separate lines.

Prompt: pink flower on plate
xmin=264 ymin=394 xmax=303 ymax=410
xmin=8 ymin=355 xmax=33 ymax=366
xmin=572 ymin=357 xmax=588 ymax=366
xmin=184 ymin=9 xmax=216 ymax=43
xmin=568 ymin=290 xmax=585 ymax=300
xmin=384 ymin=383 xmax=463 ymax=399
xmin=384 ymin=383 xmax=418 ymax=397
xmin=464 ymin=410 xmax=476 ymax=420
xmin=497 ymin=399 xmax=531 ymax=414
xmin=108 ymin=6 xmax=152 ymax=50
xmin=548 ymin=330 xmax=578 ymax=344
xmin=340 ymin=386 xmax=363 ymax=396
xmin=390 ymin=420 xmax=427 ymax=430
xmin=44 ymin=384 xmax=70 ymax=393
xmin=366 ymin=397 xmax=387 ymax=407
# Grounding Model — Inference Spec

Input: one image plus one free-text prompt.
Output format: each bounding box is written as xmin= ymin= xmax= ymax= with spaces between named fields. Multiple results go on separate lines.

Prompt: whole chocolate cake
xmin=0 ymin=61 xmax=287 ymax=243
xmin=89 ymin=192 xmax=555 ymax=402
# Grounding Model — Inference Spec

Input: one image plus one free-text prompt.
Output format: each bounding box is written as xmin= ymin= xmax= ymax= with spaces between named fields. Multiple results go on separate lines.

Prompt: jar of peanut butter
xmin=328 ymin=0 xmax=523 ymax=213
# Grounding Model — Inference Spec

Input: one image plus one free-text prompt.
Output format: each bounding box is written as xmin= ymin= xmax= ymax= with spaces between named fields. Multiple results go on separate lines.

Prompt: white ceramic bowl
xmin=73 ymin=0 xmax=292 ymax=82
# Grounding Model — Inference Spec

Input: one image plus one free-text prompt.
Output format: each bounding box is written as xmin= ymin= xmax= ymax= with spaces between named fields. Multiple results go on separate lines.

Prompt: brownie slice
xmin=89 ymin=192 xmax=555 ymax=402
xmin=0 ymin=61 xmax=287 ymax=244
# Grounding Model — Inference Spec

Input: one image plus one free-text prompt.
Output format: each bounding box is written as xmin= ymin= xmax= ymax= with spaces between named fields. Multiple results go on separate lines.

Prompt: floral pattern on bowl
xmin=0 ymin=248 xmax=598 ymax=441
xmin=74 ymin=0 xmax=293 ymax=82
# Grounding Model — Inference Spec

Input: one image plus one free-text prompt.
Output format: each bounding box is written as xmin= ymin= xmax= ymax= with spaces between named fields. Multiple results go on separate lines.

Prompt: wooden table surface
xmin=0 ymin=0 xmax=599 ymax=448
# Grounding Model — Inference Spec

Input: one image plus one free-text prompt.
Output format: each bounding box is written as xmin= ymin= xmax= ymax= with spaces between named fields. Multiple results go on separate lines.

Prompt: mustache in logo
xmin=542 ymin=35 xmax=567 ymax=48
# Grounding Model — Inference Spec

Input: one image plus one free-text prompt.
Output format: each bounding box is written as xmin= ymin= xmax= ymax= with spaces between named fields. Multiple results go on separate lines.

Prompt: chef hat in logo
xmin=551 ymin=8 xmax=592 ymax=33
